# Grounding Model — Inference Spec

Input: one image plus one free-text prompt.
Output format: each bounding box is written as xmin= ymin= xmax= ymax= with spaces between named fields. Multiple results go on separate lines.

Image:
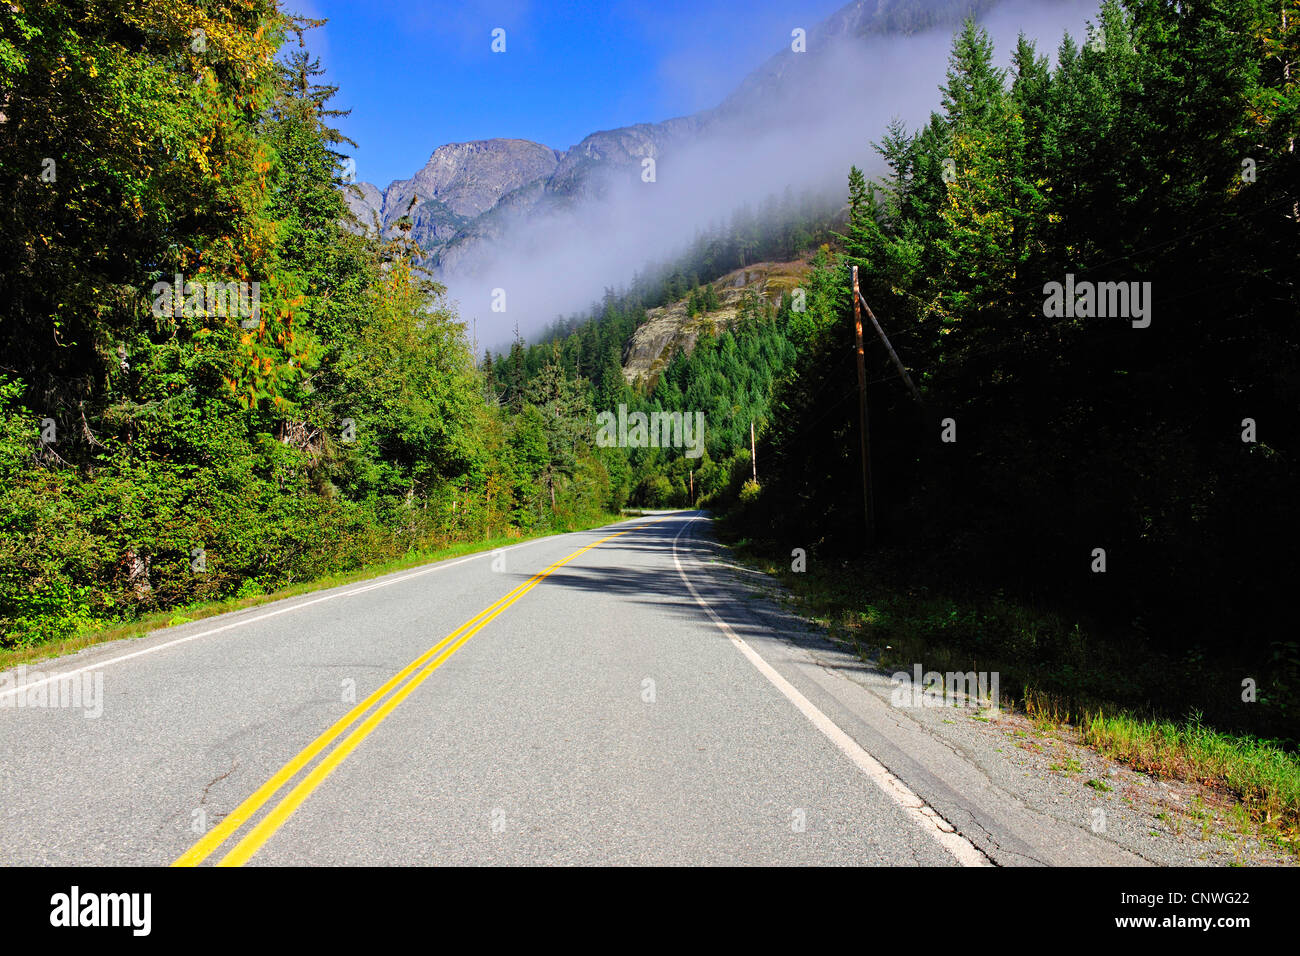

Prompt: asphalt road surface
xmin=1 ymin=512 xmax=1142 ymax=866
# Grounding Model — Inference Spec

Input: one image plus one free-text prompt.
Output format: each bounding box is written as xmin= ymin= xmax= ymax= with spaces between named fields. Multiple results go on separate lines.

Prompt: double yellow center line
xmin=173 ymin=519 xmax=663 ymax=867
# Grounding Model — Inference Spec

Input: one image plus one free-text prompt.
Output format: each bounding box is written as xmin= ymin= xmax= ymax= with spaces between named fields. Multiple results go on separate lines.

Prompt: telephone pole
xmin=852 ymin=266 xmax=875 ymax=547
xmin=750 ymin=420 xmax=758 ymax=484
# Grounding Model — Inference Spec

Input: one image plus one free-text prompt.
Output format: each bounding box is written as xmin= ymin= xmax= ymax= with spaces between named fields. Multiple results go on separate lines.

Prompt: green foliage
xmin=720 ymin=0 xmax=1300 ymax=741
xmin=0 ymin=8 xmax=615 ymax=646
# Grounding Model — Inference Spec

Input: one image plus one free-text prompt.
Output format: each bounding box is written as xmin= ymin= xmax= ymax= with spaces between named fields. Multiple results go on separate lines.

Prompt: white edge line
xmin=670 ymin=514 xmax=991 ymax=868
xmin=0 ymin=518 xmax=646 ymax=704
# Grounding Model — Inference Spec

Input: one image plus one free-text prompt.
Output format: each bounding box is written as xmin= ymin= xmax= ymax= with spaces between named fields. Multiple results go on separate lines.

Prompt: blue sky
xmin=289 ymin=0 xmax=848 ymax=188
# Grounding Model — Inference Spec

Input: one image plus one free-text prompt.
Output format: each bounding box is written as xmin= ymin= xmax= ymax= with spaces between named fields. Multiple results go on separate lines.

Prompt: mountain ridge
xmin=344 ymin=0 xmax=1003 ymax=285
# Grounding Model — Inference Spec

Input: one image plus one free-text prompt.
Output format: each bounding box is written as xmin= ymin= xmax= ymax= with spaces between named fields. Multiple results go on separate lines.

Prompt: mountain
xmin=346 ymin=139 xmax=559 ymax=233
xmin=710 ymin=0 xmax=998 ymax=121
xmin=344 ymin=116 xmax=708 ymax=258
xmin=344 ymin=0 xmax=1064 ymax=329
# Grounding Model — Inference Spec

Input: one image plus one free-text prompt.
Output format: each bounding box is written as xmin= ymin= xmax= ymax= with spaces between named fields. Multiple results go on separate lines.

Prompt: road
xmin=0 ymin=512 xmax=1144 ymax=866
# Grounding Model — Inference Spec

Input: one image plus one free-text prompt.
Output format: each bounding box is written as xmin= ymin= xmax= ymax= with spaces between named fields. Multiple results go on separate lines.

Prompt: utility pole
xmin=689 ymin=468 xmax=694 ymax=505
xmin=750 ymin=420 xmax=758 ymax=484
xmin=852 ymin=266 xmax=875 ymax=547
xmin=1287 ymin=5 xmax=1299 ymax=220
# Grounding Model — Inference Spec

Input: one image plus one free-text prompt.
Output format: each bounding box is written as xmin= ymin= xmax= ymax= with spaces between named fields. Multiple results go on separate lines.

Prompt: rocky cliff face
xmin=343 ymin=180 xmax=383 ymax=231
xmin=346 ymin=139 xmax=560 ymax=240
xmin=346 ymin=118 xmax=708 ymax=263
xmin=544 ymin=116 xmax=705 ymax=201
xmin=621 ymin=260 xmax=812 ymax=388
xmin=383 ymin=139 xmax=561 ymax=222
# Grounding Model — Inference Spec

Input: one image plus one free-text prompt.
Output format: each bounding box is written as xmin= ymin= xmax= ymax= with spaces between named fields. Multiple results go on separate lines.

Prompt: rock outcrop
xmin=622 ymin=260 xmax=812 ymax=388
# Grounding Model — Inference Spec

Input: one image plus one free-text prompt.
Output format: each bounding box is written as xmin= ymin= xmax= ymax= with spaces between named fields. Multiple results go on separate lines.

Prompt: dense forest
xmin=2 ymin=0 xmax=1297 ymax=751
xmin=0 ymin=1 xmax=635 ymax=642
xmin=715 ymin=0 xmax=1300 ymax=740
xmin=489 ymin=283 xmax=805 ymax=509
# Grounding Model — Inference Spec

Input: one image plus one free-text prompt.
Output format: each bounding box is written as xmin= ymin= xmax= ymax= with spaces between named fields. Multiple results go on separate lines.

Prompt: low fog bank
xmin=449 ymin=0 xmax=1099 ymax=350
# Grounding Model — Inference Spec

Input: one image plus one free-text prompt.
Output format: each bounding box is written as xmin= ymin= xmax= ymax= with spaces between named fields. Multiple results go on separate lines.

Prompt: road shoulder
xmin=673 ymin=515 xmax=1292 ymax=867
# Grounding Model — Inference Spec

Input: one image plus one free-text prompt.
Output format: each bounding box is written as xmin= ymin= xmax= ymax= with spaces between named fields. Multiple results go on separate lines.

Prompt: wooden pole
xmin=750 ymin=421 xmax=757 ymax=484
xmin=1288 ymin=6 xmax=1299 ymax=220
xmin=852 ymin=266 xmax=875 ymax=547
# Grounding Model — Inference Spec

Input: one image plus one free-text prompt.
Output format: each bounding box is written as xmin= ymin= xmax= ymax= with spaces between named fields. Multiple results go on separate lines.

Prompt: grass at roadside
xmin=1078 ymin=710 xmax=1300 ymax=833
xmin=717 ymin=528 xmax=1300 ymax=854
xmin=0 ymin=512 xmax=624 ymax=673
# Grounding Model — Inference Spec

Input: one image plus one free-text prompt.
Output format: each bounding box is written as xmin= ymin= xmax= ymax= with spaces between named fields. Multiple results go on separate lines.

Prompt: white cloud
xmin=438 ymin=0 xmax=1099 ymax=346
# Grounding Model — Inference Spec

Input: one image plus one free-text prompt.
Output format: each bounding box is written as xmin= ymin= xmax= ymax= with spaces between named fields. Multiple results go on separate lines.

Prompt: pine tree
xmin=939 ymin=19 xmax=1007 ymax=132
xmin=848 ymin=165 xmax=868 ymax=225
xmin=704 ymin=284 xmax=720 ymax=312
xmin=507 ymin=328 xmax=526 ymax=412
